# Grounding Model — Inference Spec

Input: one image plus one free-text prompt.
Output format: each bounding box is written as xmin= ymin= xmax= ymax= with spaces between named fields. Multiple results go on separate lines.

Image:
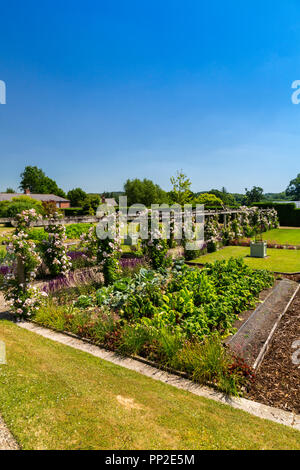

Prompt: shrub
xmin=0 ymin=196 xmax=44 ymax=218
xmin=65 ymin=223 xmax=94 ymax=239
xmin=41 ymin=216 xmax=72 ymax=277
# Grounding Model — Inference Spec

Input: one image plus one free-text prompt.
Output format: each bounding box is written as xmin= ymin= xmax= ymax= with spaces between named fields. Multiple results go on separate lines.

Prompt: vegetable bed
xmin=34 ymin=258 xmax=274 ymax=395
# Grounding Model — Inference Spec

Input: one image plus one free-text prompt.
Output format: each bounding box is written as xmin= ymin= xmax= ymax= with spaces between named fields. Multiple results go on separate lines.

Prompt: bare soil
xmin=248 ymin=291 xmax=300 ymax=414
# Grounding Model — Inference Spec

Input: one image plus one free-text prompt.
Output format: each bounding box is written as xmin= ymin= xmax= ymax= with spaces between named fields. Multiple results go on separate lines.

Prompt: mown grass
xmin=0 ymin=320 xmax=299 ymax=450
xmin=190 ymin=246 xmax=300 ymax=272
xmin=0 ymin=225 xmax=14 ymax=235
xmin=261 ymin=228 xmax=300 ymax=245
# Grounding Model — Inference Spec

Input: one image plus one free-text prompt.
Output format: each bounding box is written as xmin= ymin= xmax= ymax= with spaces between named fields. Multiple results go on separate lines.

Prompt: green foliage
xmin=65 ymin=223 xmax=94 ymax=239
xmin=254 ymin=202 xmax=300 ymax=227
xmin=244 ymin=186 xmax=264 ymax=206
xmin=118 ymin=324 xmax=153 ymax=355
xmin=19 ymin=166 xmax=66 ymax=198
xmin=0 ymin=196 xmax=44 ymax=218
xmin=74 ymin=295 xmax=94 ymax=308
xmin=93 ymin=259 xmax=273 ymax=341
xmin=194 ymin=193 xmax=223 ymax=207
xmin=264 ymin=191 xmax=288 ymax=201
xmin=27 ymin=223 xmax=96 ymax=242
xmin=0 ymin=246 xmax=7 ymax=263
xmin=124 ymin=178 xmax=168 ymax=206
xmin=208 ymin=188 xmax=237 ymax=206
xmin=174 ymin=337 xmax=249 ymax=395
xmin=40 ymin=214 xmax=72 ymax=277
xmin=63 ymin=207 xmax=84 ymax=216
xmin=286 ymin=173 xmax=300 ymax=200
xmin=27 ymin=227 xmax=47 ymax=242
xmin=169 ymin=170 xmax=192 ymax=205
xmin=82 ymin=194 xmax=101 ymax=215
xmin=142 ymin=237 xmax=170 ymax=269
xmin=67 ymin=188 xmax=87 ymax=207
xmin=32 ymin=259 xmax=273 ymax=396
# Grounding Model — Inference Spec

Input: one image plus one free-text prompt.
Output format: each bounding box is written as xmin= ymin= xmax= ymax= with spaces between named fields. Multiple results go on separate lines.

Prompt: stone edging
xmin=16 ymin=321 xmax=300 ymax=432
xmin=0 ymin=413 xmax=19 ymax=450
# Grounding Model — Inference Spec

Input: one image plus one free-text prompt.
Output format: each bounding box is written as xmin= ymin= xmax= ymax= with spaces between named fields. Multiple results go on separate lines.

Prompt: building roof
xmin=0 ymin=193 xmax=70 ymax=203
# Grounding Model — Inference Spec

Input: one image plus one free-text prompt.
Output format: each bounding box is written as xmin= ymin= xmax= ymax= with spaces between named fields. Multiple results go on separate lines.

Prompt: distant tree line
xmin=2 ymin=166 xmax=300 ymax=215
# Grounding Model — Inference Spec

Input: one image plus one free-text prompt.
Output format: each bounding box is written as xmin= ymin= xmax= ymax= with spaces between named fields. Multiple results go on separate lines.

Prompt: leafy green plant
xmin=74 ymin=295 xmax=94 ymax=308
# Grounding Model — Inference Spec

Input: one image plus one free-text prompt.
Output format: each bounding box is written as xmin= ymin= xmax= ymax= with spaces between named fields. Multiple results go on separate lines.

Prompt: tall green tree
xmin=169 ymin=170 xmax=192 ymax=205
xmin=67 ymin=187 xmax=87 ymax=207
xmin=243 ymin=186 xmax=264 ymax=206
xmin=19 ymin=166 xmax=66 ymax=198
xmin=124 ymin=178 xmax=168 ymax=207
xmin=286 ymin=173 xmax=300 ymax=200
xmin=82 ymin=194 xmax=101 ymax=215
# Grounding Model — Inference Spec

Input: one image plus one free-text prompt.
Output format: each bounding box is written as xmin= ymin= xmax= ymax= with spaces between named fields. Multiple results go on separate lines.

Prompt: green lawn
xmin=121 ymin=244 xmax=133 ymax=253
xmin=0 ymin=320 xmax=299 ymax=450
xmin=259 ymin=228 xmax=300 ymax=245
xmin=0 ymin=225 xmax=14 ymax=239
xmin=190 ymin=246 xmax=300 ymax=272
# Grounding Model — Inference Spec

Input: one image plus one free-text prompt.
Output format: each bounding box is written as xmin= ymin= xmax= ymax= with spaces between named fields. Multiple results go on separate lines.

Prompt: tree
xmin=194 ymin=193 xmax=223 ymax=207
xmin=19 ymin=166 xmax=66 ymax=198
xmin=243 ymin=186 xmax=264 ymax=206
xmin=67 ymin=187 xmax=87 ymax=207
xmin=5 ymin=188 xmax=15 ymax=193
xmin=82 ymin=194 xmax=101 ymax=215
xmin=169 ymin=170 xmax=192 ymax=205
xmin=209 ymin=189 xmax=236 ymax=206
xmin=286 ymin=174 xmax=300 ymax=200
xmin=124 ymin=178 xmax=168 ymax=207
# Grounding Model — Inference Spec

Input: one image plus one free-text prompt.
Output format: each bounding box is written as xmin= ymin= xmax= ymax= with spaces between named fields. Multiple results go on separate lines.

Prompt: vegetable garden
xmin=0 ymin=206 xmax=279 ymax=396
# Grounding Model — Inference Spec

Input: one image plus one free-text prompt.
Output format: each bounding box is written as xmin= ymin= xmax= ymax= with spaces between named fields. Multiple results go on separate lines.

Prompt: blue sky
xmin=1 ymin=0 xmax=300 ymax=194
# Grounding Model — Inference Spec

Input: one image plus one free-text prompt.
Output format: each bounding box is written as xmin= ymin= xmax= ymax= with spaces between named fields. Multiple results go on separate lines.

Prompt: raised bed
xmin=248 ymin=290 xmax=300 ymax=414
xmin=227 ymin=279 xmax=299 ymax=369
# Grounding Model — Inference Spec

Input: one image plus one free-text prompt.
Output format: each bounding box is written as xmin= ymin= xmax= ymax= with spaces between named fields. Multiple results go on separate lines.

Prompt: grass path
xmin=0 ymin=320 xmax=299 ymax=450
xmin=190 ymin=246 xmax=300 ymax=272
xmin=261 ymin=228 xmax=300 ymax=245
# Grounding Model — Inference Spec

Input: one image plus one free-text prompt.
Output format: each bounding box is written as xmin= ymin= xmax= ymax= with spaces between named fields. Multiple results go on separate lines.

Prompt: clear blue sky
xmin=1 ymin=0 xmax=300 ymax=194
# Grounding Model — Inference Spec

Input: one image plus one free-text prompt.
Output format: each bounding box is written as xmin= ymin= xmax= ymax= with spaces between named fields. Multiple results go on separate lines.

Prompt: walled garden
xmin=0 ymin=206 xmax=282 ymax=398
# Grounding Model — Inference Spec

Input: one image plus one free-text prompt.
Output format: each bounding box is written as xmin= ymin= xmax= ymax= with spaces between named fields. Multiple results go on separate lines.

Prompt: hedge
xmin=63 ymin=207 xmax=84 ymax=217
xmin=253 ymin=202 xmax=300 ymax=227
